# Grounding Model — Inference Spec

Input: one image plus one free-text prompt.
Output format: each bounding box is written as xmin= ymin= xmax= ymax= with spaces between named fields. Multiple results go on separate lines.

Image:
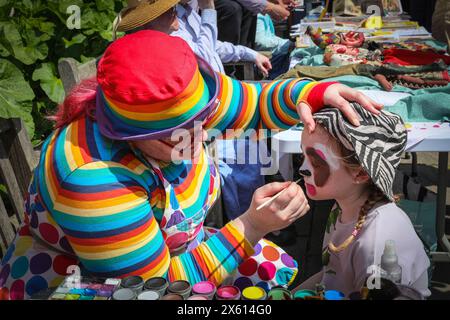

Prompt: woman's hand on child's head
xmin=298 ymin=83 xmax=384 ymax=133
xmin=245 ymin=181 xmax=310 ymax=235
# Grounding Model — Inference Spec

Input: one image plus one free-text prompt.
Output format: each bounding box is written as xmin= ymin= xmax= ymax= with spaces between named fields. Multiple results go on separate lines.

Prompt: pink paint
xmin=314 ymin=148 xmax=327 ymax=162
xmin=192 ymin=281 xmax=215 ymax=295
xmin=217 ymin=286 xmax=240 ymax=300
xmin=305 ymin=183 xmax=317 ymax=196
xmin=433 ymin=124 xmax=440 ymax=128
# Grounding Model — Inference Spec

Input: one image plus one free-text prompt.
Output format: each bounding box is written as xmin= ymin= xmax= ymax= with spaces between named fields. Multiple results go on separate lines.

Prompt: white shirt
xmin=172 ymin=2 xmax=257 ymax=73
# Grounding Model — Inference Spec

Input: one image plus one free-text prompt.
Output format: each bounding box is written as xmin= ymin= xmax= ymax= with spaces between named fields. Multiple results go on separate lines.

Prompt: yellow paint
xmin=242 ymin=286 xmax=265 ymax=300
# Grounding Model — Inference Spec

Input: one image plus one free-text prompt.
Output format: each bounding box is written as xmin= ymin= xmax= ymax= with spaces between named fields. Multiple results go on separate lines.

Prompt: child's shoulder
xmin=364 ymin=201 xmax=419 ymax=243
xmin=369 ymin=202 xmax=411 ymax=224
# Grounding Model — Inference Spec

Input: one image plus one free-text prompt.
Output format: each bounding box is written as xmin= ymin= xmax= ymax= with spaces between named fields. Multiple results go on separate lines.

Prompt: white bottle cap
xmin=381 ymin=240 xmax=399 ymax=273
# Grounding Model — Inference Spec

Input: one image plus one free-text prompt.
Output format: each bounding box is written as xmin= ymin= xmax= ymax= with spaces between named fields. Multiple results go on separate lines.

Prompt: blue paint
xmin=324 ymin=290 xmax=345 ymax=300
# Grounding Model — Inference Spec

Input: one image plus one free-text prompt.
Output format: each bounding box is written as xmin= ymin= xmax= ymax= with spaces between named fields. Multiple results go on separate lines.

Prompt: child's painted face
xmin=300 ymin=128 xmax=357 ymax=200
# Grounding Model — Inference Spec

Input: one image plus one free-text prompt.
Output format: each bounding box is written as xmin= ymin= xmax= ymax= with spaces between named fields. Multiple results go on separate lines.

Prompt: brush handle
xmin=256 ymin=178 xmax=303 ymax=211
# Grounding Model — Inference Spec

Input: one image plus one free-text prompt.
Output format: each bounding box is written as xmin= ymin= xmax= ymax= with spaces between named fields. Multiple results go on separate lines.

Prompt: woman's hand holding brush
xmin=232 ymin=181 xmax=310 ymax=246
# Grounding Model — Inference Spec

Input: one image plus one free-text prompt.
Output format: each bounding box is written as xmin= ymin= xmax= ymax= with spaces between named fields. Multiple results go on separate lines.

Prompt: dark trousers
xmin=214 ymin=0 xmax=257 ymax=48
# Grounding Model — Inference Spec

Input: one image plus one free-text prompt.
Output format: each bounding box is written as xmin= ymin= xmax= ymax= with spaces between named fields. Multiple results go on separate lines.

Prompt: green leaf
xmin=1 ymin=21 xmax=48 ymax=65
xmin=0 ymin=59 xmax=35 ymax=138
xmin=32 ymin=63 xmax=65 ymax=104
xmin=58 ymin=0 xmax=84 ymax=14
xmin=63 ymin=33 xmax=87 ymax=48
xmin=96 ymin=0 xmax=115 ymax=12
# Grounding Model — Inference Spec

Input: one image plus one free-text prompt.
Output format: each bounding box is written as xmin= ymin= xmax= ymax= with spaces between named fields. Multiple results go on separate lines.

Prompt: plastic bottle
xmin=379 ymin=240 xmax=402 ymax=285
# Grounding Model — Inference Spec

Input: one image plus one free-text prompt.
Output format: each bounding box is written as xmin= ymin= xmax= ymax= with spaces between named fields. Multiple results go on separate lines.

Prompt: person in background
xmin=432 ymin=0 xmax=450 ymax=52
xmin=255 ymin=13 xmax=294 ymax=79
xmin=214 ymin=0 xmax=294 ymax=48
xmin=173 ymin=0 xmax=272 ymax=77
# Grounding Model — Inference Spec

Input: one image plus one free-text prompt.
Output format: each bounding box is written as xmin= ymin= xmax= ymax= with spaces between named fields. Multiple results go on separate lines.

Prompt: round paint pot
xmin=242 ymin=286 xmax=267 ymax=300
xmin=267 ymin=287 xmax=293 ymax=300
xmin=216 ymin=285 xmax=241 ymax=300
xmin=144 ymin=277 xmax=169 ymax=297
xmin=293 ymin=290 xmax=316 ymax=300
xmin=137 ymin=290 xmax=160 ymax=300
xmin=120 ymin=275 xmax=144 ymax=294
xmin=192 ymin=281 xmax=216 ymax=300
xmin=161 ymin=293 xmax=184 ymax=300
xmin=112 ymin=288 xmax=137 ymax=300
xmin=167 ymin=280 xmax=192 ymax=300
xmin=187 ymin=295 xmax=209 ymax=300
xmin=324 ymin=290 xmax=345 ymax=300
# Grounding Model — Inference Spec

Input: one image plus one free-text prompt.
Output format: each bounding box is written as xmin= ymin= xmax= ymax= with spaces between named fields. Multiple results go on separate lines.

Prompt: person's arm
xmin=53 ymin=160 xmax=255 ymax=285
xmin=216 ymin=40 xmax=257 ymax=63
xmin=236 ymin=0 xmax=268 ymax=14
xmin=204 ymin=72 xmax=383 ymax=137
xmin=203 ymin=72 xmax=334 ymax=137
xmin=172 ymin=7 xmax=218 ymax=67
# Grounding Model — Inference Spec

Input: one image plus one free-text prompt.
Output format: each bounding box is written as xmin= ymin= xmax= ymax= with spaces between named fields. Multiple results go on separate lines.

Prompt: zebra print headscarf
xmin=313 ymin=103 xmax=407 ymax=201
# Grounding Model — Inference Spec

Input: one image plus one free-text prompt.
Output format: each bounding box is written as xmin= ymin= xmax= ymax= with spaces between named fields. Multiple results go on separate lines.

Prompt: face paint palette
xmin=49 ymin=275 xmax=121 ymax=300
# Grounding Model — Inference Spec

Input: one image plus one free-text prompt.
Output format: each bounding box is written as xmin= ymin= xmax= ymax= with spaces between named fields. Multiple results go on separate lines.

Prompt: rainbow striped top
xmin=28 ymin=74 xmax=323 ymax=286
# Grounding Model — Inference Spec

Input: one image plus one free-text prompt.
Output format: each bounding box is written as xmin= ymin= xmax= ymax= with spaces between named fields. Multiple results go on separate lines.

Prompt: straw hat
xmin=114 ymin=0 xmax=180 ymax=32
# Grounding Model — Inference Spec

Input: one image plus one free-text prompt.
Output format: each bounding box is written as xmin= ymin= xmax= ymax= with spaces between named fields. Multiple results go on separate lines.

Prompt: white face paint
xmin=312 ymin=143 xmax=341 ymax=171
xmin=299 ymin=143 xmax=342 ymax=197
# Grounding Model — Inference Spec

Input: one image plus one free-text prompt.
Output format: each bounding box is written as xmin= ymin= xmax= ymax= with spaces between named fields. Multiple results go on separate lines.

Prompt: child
xmin=294 ymin=103 xmax=431 ymax=298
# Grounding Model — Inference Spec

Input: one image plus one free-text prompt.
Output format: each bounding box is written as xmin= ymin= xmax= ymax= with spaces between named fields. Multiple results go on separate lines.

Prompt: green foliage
xmin=0 ymin=0 xmax=126 ymax=145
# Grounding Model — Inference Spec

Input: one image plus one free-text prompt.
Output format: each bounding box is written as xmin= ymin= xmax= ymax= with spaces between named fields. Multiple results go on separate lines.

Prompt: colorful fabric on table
xmin=382 ymin=48 xmax=450 ymax=66
xmin=305 ymin=26 xmax=340 ymax=49
xmin=325 ymin=44 xmax=382 ymax=62
xmin=382 ymin=41 xmax=447 ymax=54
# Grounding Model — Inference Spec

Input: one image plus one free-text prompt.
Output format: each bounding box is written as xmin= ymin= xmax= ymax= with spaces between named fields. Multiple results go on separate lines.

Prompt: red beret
xmin=97 ymin=30 xmax=198 ymax=105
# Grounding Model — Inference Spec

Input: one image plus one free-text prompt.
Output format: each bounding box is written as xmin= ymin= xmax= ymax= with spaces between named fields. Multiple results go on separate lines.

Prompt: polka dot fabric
xmin=204 ymin=228 xmax=298 ymax=292
xmin=0 ymin=178 xmax=78 ymax=300
xmin=0 ymin=224 xmax=78 ymax=300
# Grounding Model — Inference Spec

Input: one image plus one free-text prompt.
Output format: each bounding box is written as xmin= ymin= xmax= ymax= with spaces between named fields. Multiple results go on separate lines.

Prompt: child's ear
xmin=353 ymin=168 xmax=370 ymax=184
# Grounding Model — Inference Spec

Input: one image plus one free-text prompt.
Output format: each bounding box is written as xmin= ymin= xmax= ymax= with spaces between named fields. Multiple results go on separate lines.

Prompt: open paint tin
xmin=324 ymin=290 xmax=345 ymax=300
xmin=187 ymin=295 xmax=209 ymax=300
xmin=120 ymin=275 xmax=144 ymax=294
xmin=112 ymin=288 xmax=137 ymax=300
xmin=144 ymin=277 xmax=168 ymax=297
xmin=161 ymin=293 xmax=184 ymax=300
xmin=267 ymin=287 xmax=293 ymax=300
xmin=293 ymin=290 xmax=316 ymax=300
xmin=242 ymin=286 xmax=267 ymax=300
xmin=192 ymin=281 xmax=216 ymax=300
xmin=137 ymin=290 xmax=160 ymax=300
xmin=216 ymin=285 xmax=241 ymax=300
xmin=167 ymin=280 xmax=192 ymax=300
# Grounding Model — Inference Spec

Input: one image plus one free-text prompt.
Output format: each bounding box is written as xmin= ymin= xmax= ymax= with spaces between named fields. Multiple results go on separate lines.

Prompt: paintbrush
xmin=256 ymin=178 xmax=303 ymax=211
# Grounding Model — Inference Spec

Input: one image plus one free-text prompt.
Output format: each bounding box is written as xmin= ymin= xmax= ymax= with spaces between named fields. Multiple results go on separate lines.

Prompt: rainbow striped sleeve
xmin=53 ymin=162 xmax=253 ymax=283
xmin=204 ymin=72 xmax=322 ymax=136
